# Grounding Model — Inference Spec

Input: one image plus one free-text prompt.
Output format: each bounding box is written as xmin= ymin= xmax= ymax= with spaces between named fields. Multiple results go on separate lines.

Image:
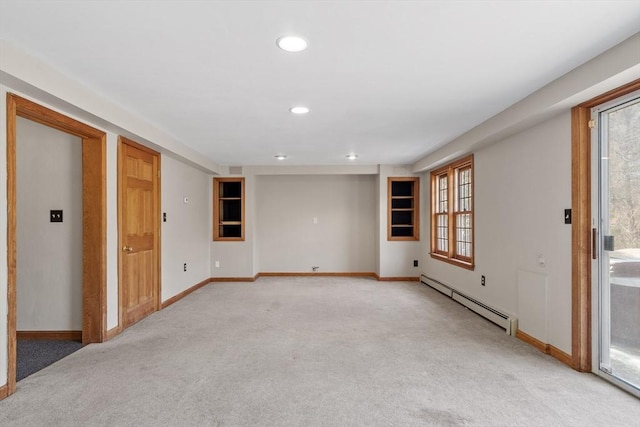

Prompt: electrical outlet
xmin=413 ymin=260 xmax=418 ymax=267
xmin=183 ymin=263 xmax=187 ymax=272
xmin=481 ymin=275 xmax=486 ymax=286
xmin=215 ymin=260 xmax=220 ymax=268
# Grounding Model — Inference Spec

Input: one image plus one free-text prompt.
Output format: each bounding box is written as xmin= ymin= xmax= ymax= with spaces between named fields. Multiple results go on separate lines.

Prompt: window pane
xmin=437 ymin=214 xmax=448 ymax=252
xmin=437 ymin=174 xmax=448 ymax=213
xmin=457 ymin=166 xmax=472 ymax=212
xmin=456 ymin=213 xmax=472 ymax=258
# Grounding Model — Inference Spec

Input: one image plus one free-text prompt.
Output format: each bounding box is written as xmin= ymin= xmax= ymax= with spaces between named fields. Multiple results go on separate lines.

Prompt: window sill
xmin=430 ymin=253 xmax=475 ymax=271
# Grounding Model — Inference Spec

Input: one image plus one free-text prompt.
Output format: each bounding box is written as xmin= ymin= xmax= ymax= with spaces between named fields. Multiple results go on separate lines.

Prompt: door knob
xmin=122 ymin=246 xmax=133 ymax=252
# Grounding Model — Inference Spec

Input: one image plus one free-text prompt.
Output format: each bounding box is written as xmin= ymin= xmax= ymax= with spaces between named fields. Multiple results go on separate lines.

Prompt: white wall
xmin=161 ymin=155 xmax=211 ymax=300
xmin=16 ymin=118 xmax=82 ymax=330
xmin=106 ymin=132 xmax=119 ymax=330
xmin=256 ymin=175 xmax=376 ymax=273
xmin=377 ymin=165 xmax=423 ymax=278
xmin=421 ymin=112 xmax=572 ymax=353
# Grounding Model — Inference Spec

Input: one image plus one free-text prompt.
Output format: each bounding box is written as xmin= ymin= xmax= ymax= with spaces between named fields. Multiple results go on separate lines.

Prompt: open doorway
xmin=6 ymin=94 xmax=107 ymax=396
xmin=15 ymin=117 xmax=84 ymax=381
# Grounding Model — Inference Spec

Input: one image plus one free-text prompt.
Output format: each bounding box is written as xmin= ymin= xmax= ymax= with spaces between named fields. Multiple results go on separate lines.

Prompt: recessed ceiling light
xmin=290 ymin=106 xmax=310 ymax=115
xmin=275 ymin=154 xmax=287 ymax=160
xmin=277 ymin=36 xmax=308 ymax=52
xmin=346 ymin=154 xmax=358 ymax=160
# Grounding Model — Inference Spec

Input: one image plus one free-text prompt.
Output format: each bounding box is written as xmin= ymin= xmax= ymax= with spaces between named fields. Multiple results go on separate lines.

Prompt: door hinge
xmin=588 ymin=119 xmax=596 ymax=129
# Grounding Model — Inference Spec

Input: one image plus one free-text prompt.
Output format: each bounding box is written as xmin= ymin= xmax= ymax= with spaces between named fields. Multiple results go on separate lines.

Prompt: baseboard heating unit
xmin=421 ymin=274 xmax=517 ymax=336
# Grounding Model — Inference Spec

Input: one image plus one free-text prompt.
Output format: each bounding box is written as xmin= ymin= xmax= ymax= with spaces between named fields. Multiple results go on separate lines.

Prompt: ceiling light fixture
xmin=289 ymin=106 xmax=310 ymax=115
xmin=346 ymin=154 xmax=358 ymax=160
xmin=277 ymin=36 xmax=308 ymax=52
xmin=274 ymin=154 xmax=287 ymax=160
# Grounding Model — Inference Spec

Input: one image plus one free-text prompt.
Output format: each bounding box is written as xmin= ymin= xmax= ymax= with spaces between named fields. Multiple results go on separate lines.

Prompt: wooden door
xmin=119 ymin=138 xmax=160 ymax=328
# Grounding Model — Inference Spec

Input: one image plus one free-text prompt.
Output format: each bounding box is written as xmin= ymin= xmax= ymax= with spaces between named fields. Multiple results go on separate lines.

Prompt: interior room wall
xmin=161 ymin=155 xmax=212 ymax=300
xmin=421 ymin=112 xmax=572 ymax=353
xmin=16 ymin=117 xmax=83 ymax=330
xmin=106 ymin=132 xmax=118 ymax=331
xmin=256 ymin=174 xmax=376 ymax=273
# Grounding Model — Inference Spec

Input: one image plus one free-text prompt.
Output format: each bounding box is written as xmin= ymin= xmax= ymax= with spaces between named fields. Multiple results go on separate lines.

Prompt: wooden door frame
xmin=6 ymin=93 xmax=107 ymax=396
xmin=571 ymin=79 xmax=640 ymax=371
xmin=117 ymin=136 xmax=161 ymax=330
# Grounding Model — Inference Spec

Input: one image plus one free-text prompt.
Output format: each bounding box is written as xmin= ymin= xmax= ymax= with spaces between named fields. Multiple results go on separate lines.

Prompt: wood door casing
xmin=119 ymin=138 xmax=160 ymax=329
xmin=6 ymin=94 xmax=107 ymax=397
xmin=571 ymin=79 xmax=640 ymax=371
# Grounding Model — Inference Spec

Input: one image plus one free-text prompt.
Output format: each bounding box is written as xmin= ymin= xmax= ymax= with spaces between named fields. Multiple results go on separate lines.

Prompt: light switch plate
xmin=50 ymin=210 xmax=63 ymax=223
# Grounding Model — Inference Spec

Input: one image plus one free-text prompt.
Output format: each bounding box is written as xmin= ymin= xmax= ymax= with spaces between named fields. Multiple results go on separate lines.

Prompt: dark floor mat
xmin=17 ymin=339 xmax=83 ymax=381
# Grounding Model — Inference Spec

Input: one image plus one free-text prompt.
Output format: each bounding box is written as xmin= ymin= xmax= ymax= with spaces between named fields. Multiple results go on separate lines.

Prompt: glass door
xmin=593 ymin=91 xmax=640 ymax=394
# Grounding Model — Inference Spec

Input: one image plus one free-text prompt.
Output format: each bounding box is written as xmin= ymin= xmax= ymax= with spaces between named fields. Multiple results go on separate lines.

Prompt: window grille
xmin=430 ymin=155 xmax=474 ymax=269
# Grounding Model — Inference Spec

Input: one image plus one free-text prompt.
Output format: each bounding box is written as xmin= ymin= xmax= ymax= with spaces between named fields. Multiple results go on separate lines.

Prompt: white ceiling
xmin=1 ymin=1 xmax=639 ymax=166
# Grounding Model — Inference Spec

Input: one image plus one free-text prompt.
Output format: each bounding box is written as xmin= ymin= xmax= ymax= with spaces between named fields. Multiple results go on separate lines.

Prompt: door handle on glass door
xmin=603 ymin=236 xmax=614 ymax=252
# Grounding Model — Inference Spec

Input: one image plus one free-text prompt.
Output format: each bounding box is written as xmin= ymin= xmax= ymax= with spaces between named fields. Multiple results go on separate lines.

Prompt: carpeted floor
xmin=1 ymin=277 xmax=638 ymax=426
xmin=17 ymin=339 xmax=83 ymax=381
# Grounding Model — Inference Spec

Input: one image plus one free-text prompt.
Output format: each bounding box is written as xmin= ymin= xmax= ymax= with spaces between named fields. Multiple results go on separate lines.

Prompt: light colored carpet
xmin=1 ymin=277 xmax=638 ymax=426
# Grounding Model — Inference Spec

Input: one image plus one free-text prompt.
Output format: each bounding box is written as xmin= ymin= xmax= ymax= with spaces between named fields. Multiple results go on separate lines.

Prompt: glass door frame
xmin=590 ymin=89 xmax=640 ymax=398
